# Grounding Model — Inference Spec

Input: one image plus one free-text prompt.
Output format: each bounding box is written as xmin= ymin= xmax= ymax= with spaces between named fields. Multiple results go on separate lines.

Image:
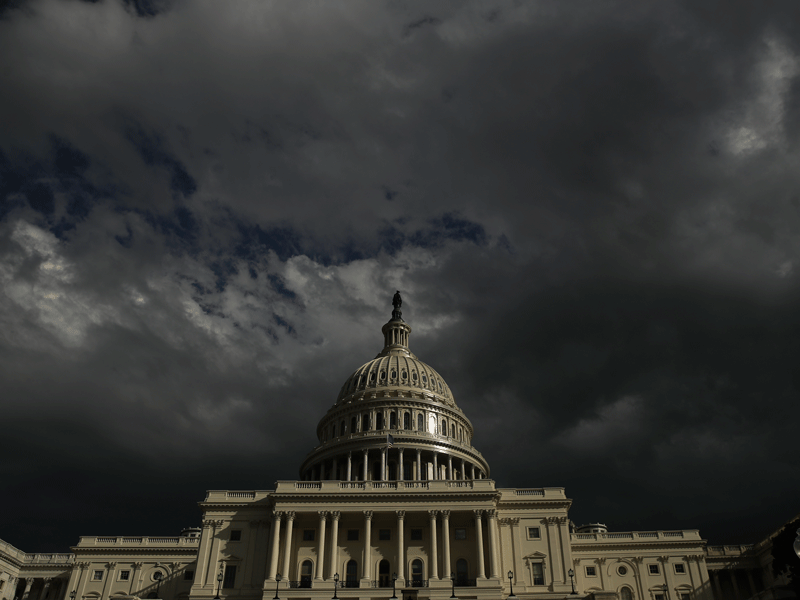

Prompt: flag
xmin=387 ymin=433 xmax=394 ymax=448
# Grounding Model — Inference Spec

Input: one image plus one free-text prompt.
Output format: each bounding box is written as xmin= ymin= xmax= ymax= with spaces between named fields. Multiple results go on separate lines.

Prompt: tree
xmin=771 ymin=516 xmax=800 ymax=596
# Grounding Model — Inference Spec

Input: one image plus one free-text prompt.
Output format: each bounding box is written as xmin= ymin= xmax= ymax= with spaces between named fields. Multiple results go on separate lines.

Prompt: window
xmin=620 ymin=588 xmax=633 ymax=600
xmin=346 ymin=560 xmax=358 ymax=587
xmin=184 ymin=571 xmax=194 ymax=581
xmin=222 ymin=565 xmax=236 ymax=589
xmin=300 ymin=561 xmax=313 ymax=588
xmin=417 ymin=414 xmax=424 ymax=431
xmin=454 ymin=528 xmax=466 ymax=540
xmin=451 ymin=424 xmax=455 ymax=437
xmin=390 ymin=412 xmax=397 ymax=429
xmin=531 ymin=563 xmax=544 ymax=585
xmin=229 ymin=529 xmax=241 ymax=541
xmin=341 ymin=419 xmax=345 ymax=434
xmin=527 ymin=527 xmax=541 ymax=540
xmin=379 ymin=559 xmax=391 ymax=588
xmin=649 ymin=564 xmax=660 ymax=575
xmin=153 ymin=572 xmax=163 ymax=581
xmin=456 ymin=558 xmax=468 ymax=585
xmin=585 ymin=566 xmax=596 ymax=577
xmin=678 ymin=594 xmax=691 ymax=600
xmin=351 ymin=416 xmax=358 ymax=433
xmin=379 ymin=529 xmax=391 ymax=541
xmin=376 ymin=413 xmax=384 ymax=429
xmin=411 ymin=559 xmax=423 ymax=586
xmin=363 ymin=413 xmax=370 ymax=431
xmin=674 ymin=563 xmax=686 ymax=574
xmin=654 ymin=595 xmax=665 ymax=600
xmin=617 ymin=565 xmax=628 ymax=576
xmin=403 ymin=412 xmax=410 ymax=430
xmin=411 ymin=528 xmax=423 ymax=540
xmin=119 ymin=571 xmax=130 ymax=581
xmin=332 ymin=424 xmax=337 ymax=437
xmin=93 ymin=571 xmax=103 ymax=581
xmin=303 ymin=530 xmax=315 ymax=541
xmin=0 ymin=581 xmax=5 ymax=591
xmin=347 ymin=529 xmax=359 ymax=541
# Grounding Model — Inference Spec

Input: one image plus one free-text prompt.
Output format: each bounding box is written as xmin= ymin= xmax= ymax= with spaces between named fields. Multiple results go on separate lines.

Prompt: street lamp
xmin=154 ymin=572 xmax=163 ymax=599
xmin=391 ymin=572 xmax=398 ymax=600
xmin=568 ymin=568 xmax=577 ymax=595
xmin=450 ymin=572 xmax=456 ymax=599
xmin=507 ymin=571 xmax=516 ymax=600
xmin=332 ymin=573 xmax=339 ymax=600
xmin=273 ymin=574 xmax=282 ymax=600
xmin=215 ymin=570 xmax=223 ymax=600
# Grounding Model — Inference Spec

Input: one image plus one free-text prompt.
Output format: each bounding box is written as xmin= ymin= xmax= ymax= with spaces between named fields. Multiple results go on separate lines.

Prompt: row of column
xmin=305 ymin=448 xmax=486 ymax=482
xmin=265 ymin=508 xmax=502 ymax=583
xmin=6 ymin=576 xmax=67 ymax=600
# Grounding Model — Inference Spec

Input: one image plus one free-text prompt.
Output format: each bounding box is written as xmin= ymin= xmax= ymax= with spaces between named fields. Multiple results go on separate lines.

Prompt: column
xmin=460 ymin=460 xmax=466 ymax=480
xmin=557 ymin=517 xmax=571 ymax=586
xmin=347 ymin=452 xmax=352 ymax=481
xmin=416 ymin=450 xmax=422 ymax=481
xmin=381 ymin=448 xmax=387 ymax=481
xmin=22 ymin=579 xmax=33 ymax=600
xmin=332 ymin=458 xmax=338 ymax=480
xmin=363 ymin=511 xmax=373 ymax=580
xmin=281 ymin=513 xmax=295 ymax=582
xmin=433 ymin=454 xmax=439 ymax=480
xmin=195 ymin=520 xmax=214 ymax=587
xmin=448 ymin=456 xmax=453 ymax=480
xmin=268 ymin=512 xmax=283 ymax=580
xmin=429 ymin=511 xmax=439 ymax=580
xmin=659 ymin=557 xmax=677 ymax=600
xmin=474 ymin=511 xmax=486 ymax=579
xmin=329 ymin=512 xmax=340 ymax=580
xmin=316 ymin=512 xmax=328 ymax=580
xmin=243 ymin=520 xmax=261 ymax=588
xmin=397 ymin=511 xmax=406 ymax=581
xmin=487 ymin=510 xmax=499 ymax=579
xmin=320 ymin=462 xmax=326 ymax=480
xmin=712 ymin=571 xmax=723 ymax=600
xmin=398 ymin=449 xmax=405 ymax=481
xmin=441 ymin=510 xmax=451 ymax=578
xmin=101 ymin=564 xmax=115 ymax=600
xmin=470 ymin=464 xmax=476 ymax=479
xmin=545 ymin=518 xmax=564 ymax=583
xmin=509 ymin=519 xmax=524 ymax=590
xmin=363 ymin=450 xmax=369 ymax=482
xmin=131 ymin=563 xmax=143 ymax=595
xmin=39 ymin=578 xmax=52 ymax=600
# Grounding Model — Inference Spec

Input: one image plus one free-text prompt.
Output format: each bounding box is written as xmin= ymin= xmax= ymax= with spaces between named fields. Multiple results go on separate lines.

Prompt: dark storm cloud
xmin=1 ymin=0 xmax=799 ymax=552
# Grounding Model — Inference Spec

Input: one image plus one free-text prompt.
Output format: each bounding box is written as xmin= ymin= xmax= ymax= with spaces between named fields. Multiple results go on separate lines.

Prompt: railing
xmin=454 ymin=578 xmax=476 ymax=587
xmin=78 ymin=536 xmax=199 ymax=547
xmin=283 ymin=480 xmax=496 ymax=493
xmin=226 ymin=492 xmax=256 ymax=499
xmin=288 ymin=581 xmax=312 ymax=589
xmin=22 ymin=554 xmax=75 ymax=564
xmin=341 ymin=581 xmax=360 ymax=588
xmin=514 ymin=489 xmax=545 ymax=496
xmin=572 ymin=530 xmax=698 ymax=542
xmin=295 ymin=482 xmax=322 ymax=489
xmin=305 ymin=430 xmax=487 ymax=461
xmin=403 ymin=579 xmax=428 ymax=588
xmin=340 ymin=482 xmax=365 ymax=489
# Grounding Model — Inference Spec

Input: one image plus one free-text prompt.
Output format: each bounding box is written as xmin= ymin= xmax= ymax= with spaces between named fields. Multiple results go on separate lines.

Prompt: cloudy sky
xmin=2 ymin=0 xmax=799 ymax=553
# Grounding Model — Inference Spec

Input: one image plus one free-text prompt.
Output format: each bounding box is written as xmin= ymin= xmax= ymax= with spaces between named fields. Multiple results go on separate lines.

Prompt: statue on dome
xmin=392 ymin=290 xmax=402 ymax=310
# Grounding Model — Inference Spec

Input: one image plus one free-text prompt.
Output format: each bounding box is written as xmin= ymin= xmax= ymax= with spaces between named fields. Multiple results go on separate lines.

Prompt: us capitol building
xmin=0 ymin=295 xmax=789 ymax=600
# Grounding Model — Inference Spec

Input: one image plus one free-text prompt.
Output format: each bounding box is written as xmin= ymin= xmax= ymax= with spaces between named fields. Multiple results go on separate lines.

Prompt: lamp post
xmin=154 ymin=572 xmax=163 ymax=599
xmin=215 ymin=570 xmax=223 ymax=600
xmin=391 ymin=572 xmax=398 ymax=600
xmin=568 ymin=568 xmax=577 ymax=595
xmin=332 ymin=573 xmax=339 ymax=600
xmin=450 ymin=572 xmax=456 ymax=599
xmin=507 ymin=571 xmax=516 ymax=600
xmin=273 ymin=574 xmax=281 ymax=600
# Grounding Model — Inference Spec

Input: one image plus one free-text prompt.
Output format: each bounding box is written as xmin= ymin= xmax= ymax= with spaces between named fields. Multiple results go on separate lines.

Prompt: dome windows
xmin=401 ymin=370 xmax=407 ymax=380
xmin=380 ymin=370 xmax=386 ymax=380
xmin=422 ymin=374 xmax=427 ymax=384
xmin=412 ymin=371 xmax=418 ymax=381
xmin=391 ymin=369 xmax=397 ymax=379
xmin=370 ymin=371 xmax=376 ymax=382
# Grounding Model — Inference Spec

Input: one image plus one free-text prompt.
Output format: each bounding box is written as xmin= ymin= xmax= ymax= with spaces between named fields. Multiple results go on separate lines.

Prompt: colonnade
xmin=303 ymin=448 xmax=486 ymax=482
xmin=264 ymin=508 xmax=502 ymax=585
xmin=6 ymin=576 xmax=68 ymax=600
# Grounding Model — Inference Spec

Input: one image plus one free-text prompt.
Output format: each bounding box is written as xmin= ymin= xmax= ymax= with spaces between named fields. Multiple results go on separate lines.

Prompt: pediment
xmin=522 ymin=551 xmax=547 ymax=560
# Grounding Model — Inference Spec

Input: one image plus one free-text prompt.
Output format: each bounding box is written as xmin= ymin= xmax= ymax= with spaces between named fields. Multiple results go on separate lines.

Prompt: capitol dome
xmin=299 ymin=293 xmax=490 ymax=482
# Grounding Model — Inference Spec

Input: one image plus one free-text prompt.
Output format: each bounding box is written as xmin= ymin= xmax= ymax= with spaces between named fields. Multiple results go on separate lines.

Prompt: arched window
xmin=441 ymin=418 xmax=447 ymax=436
xmin=417 ymin=414 xmax=424 ymax=431
xmin=456 ymin=559 xmax=468 ymax=585
xmin=388 ymin=462 xmax=397 ymax=480
xmin=404 ymin=461 xmax=412 ymax=480
xmin=451 ymin=424 xmax=455 ymax=437
xmin=620 ymin=587 xmax=633 ymax=600
xmin=346 ymin=560 xmax=358 ymax=587
xmin=363 ymin=413 xmax=370 ymax=431
xmin=341 ymin=420 xmax=345 ymax=435
xmin=300 ymin=560 xmax=313 ymax=588
xmin=379 ymin=559 xmax=391 ymax=588
xmin=351 ymin=416 xmax=358 ymax=433
xmin=403 ymin=412 xmax=410 ymax=430
xmin=390 ymin=411 xmax=397 ymax=429
xmin=376 ymin=413 xmax=384 ymax=430
xmin=331 ymin=424 xmax=336 ymax=438
xmin=411 ymin=559 xmax=423 ymax=587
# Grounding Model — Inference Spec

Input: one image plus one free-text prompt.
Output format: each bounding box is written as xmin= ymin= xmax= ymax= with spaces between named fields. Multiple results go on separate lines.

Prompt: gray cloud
xmin=1 ymin=0 xmax=799 ymax=551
